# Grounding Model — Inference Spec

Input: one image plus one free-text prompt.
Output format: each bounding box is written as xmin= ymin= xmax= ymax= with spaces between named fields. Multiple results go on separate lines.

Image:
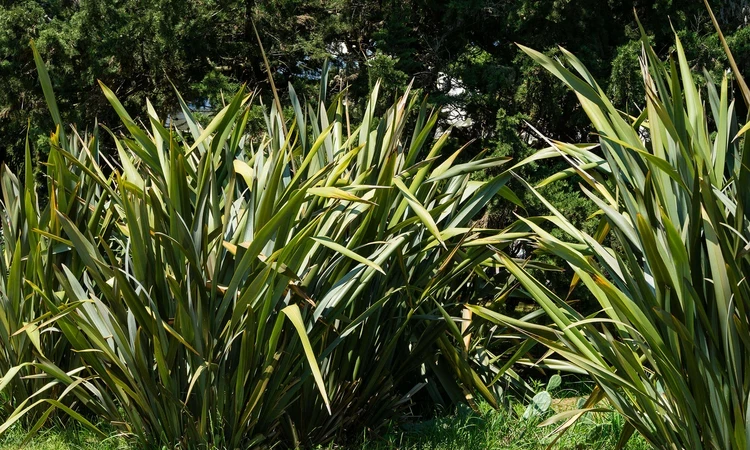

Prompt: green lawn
xmin=0 ymin=401 xmax=652 ymax=450
xmin=0 ymin=425 xmax=128 ymax=450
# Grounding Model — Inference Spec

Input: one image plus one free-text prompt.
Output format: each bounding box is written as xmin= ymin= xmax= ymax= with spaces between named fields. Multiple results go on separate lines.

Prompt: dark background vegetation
xmin=3 ymin=0 xmax=749 ymax=302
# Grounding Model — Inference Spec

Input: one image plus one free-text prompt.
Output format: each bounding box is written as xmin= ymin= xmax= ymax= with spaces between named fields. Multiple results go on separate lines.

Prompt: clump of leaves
xmin=0 ymin=45 xmax=548 ymax=448
xmin=471 ymin=7 xmax=750 ymax=450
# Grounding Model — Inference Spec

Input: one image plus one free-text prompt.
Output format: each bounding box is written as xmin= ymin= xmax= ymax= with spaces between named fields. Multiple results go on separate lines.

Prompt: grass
xmin=0 ymin=424 xmax=129 ymax=450
xmin=0 ymin=400 xmax=652 ymax=450
xmin=352 ymin=402 xmax=652 ymax=450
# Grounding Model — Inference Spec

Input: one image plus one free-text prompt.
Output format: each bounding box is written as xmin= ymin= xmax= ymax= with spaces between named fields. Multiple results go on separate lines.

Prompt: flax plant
xmin=0 ymin=48 xmax=546 ymax=448
xmin=470 ymin=12 xmax=750 ymax=450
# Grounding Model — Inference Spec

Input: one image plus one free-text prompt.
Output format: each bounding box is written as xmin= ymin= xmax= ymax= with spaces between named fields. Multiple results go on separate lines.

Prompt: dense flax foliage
xmin=10 ymin=3 xmax=750 ymax=449
xmin=0 ymin=50 xmax=548 ymax=448
xmin=10 ymin=0 xmax=750 ymax=309
xmin=472 ymin=13 xmax=750 ymax=450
